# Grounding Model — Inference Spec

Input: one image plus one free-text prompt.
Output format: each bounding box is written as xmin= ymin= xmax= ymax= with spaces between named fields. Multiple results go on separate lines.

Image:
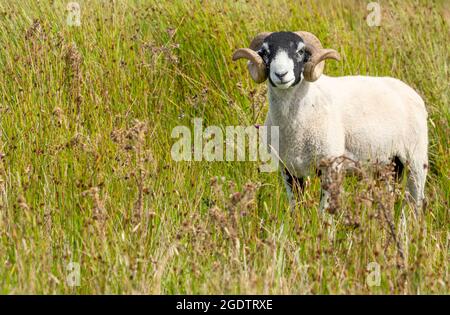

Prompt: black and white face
xmin=258 ymin=32 xmax=309 ymax=89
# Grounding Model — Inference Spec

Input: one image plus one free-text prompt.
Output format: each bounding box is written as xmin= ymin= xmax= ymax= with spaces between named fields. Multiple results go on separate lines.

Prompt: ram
xmin=233 ymin=31 xmax=428 ymax=214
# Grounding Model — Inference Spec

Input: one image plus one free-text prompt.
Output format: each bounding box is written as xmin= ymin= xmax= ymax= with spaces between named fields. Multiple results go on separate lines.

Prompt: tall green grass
xmin=0 ymin=0 xmax=448 ymax=294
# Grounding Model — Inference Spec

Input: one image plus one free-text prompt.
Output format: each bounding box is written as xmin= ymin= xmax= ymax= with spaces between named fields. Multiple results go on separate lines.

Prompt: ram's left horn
xmin=295 ymin=31 xmax=340 ymax=82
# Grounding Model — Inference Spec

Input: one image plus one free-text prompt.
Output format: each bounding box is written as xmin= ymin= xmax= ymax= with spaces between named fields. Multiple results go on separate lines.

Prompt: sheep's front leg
xmin=319 ymin=158 xmax=342 ymax=214
xmin=282 ymin=168 xmax=305 ymax=211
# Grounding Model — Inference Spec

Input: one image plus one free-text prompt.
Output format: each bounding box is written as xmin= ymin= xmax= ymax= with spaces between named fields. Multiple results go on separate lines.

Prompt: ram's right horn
xmin=232 ymin=32 xmax=272 ymax=83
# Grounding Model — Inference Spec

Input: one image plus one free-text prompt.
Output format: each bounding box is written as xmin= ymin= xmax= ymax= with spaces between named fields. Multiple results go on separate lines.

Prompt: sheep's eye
xmin=296 ymin=42 xmax=306 ymax=56
xmin=259 ymin=42 xmax=270 ymax=56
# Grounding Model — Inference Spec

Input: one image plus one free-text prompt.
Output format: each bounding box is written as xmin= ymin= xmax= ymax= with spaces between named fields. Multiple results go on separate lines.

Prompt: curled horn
xmin=295 ymin=31 xmax=340 ymax=82
xmin=232 ymin=32 xmax=272 ymax=83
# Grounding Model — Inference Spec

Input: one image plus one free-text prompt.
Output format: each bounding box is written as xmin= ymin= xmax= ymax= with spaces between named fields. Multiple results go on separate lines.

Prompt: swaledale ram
xmin=233 ymin=31 xmax=428 ymax=214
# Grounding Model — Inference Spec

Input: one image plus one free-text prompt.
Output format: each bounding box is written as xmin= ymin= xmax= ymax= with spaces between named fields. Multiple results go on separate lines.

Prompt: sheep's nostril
xmin=275 ymin=71 xmax=288 ymax=79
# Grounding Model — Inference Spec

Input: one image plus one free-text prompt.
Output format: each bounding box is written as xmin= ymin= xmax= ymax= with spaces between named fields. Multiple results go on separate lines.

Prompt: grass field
xmin=0 ymin=0 xmax=448 ymax=294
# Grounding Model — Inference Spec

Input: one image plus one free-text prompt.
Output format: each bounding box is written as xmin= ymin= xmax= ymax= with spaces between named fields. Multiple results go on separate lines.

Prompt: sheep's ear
xmin=303 ymin=50 xmax=311 ymax=63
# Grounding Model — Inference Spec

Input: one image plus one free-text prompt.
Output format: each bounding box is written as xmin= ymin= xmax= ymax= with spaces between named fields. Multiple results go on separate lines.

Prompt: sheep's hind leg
xmin=318 ymin=158 xmax=343 ymax=242
xmin=282 ymin=168 xmax=305 ymax=211
xmin=319 ymin=158 xmax=343 ymax=214
xmin=406 ymin=160 xmax=427 ymax=216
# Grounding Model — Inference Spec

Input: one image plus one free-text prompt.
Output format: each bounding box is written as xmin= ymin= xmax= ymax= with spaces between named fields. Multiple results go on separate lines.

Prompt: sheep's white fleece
xmin=265 ymin=74 xmax=428 ymax=206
